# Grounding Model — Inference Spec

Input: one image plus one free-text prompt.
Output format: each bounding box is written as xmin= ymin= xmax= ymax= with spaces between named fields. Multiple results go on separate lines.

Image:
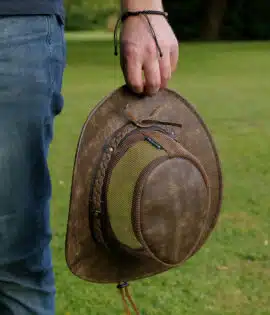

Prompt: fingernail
xmin=132 ymin=84 xmax=144 ymax=94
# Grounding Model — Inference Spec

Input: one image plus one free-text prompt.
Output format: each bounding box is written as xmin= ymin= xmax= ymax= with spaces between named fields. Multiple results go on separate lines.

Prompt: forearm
xmin=121 ymin=0 xmax=164 ymax=11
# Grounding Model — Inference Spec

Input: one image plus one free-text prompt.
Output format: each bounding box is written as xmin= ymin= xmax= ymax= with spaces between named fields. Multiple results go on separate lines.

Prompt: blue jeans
xmin=0 ymin=15 xmax=66 ymax=314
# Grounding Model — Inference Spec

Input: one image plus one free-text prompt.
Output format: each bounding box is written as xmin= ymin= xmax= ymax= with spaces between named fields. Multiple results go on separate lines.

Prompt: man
xmin=0 ymin=0 xmax=178 ymax=314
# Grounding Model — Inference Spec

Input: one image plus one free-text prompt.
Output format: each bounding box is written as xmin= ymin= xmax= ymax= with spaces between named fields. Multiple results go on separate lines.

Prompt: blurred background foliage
xmin=64 ymin=0 xmax=119 ymax=31
xmin=64 ymin=0 xmax=270 ymax=40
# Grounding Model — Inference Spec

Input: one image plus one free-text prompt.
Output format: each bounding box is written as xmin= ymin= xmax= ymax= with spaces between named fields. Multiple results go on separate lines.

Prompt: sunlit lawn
xmin=49 ymin=34 xmax=270 ymax=314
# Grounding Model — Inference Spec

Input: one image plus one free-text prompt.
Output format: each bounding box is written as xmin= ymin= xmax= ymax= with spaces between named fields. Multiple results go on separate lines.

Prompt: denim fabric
xmin=0 ymin=15 xmax=66 ymax=314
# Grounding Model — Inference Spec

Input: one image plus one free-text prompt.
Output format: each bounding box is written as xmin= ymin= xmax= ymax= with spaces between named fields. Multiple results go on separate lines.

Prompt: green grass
xmin=49 ymin=36 xmax=270 ymax=315
xmin=65 ymin=30 xmax=113 ymax=41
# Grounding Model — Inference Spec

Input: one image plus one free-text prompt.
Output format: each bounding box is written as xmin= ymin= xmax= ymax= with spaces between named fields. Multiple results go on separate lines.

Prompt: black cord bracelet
xmin=113 ymin=10 xmax=169 ymax=57
xmin=121 ymin=10 xmax=168 ymax=22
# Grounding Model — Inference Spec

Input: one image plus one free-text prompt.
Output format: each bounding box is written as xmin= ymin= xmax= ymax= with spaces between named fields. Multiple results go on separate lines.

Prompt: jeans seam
xmin=45 ymin=16 xmax=55 ymax=127
xmin=46 ymin=16 xmax=54 ymax=96
xmin=56 ymin=16 xmax=66 ymax=65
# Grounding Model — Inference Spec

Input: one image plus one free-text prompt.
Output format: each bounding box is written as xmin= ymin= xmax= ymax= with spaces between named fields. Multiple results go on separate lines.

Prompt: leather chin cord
xmin=117 ymin=282 xmax=140 ymax=315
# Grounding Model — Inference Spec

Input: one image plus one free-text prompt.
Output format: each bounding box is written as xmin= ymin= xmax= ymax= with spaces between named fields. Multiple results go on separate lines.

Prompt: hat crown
xmin=95 ymin=126 xmax=210 ymax=267
xmin=136 ymin=156 xmax=208 ymax=265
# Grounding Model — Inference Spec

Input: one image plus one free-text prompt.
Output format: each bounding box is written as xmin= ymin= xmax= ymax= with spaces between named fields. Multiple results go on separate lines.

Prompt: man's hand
xmin=120 ymin=2 xmax=179 ymax=96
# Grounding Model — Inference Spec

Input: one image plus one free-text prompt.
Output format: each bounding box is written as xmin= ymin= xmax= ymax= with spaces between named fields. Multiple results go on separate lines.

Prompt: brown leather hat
xmin=65 ymin=85 xmax=223 ymax=287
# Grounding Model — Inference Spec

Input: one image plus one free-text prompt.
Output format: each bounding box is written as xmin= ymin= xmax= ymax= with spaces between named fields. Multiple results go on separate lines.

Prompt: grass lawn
xmin=48 ymin=35 xmax=270 ymax=315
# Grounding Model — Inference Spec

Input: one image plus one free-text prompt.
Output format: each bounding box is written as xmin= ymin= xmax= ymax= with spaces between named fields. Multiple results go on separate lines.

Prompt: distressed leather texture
xmin=135 ymin=156 xmax=208 ymax=266
xmin=65 ymin=85 xmax=223 ymax=284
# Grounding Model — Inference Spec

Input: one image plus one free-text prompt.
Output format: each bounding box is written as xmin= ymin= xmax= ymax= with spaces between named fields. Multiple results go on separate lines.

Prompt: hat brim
xmin=65 ymin=85 xmax=223 ymax=284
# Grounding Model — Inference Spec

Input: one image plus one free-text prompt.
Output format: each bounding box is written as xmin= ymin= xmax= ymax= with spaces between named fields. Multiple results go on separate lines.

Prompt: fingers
xmin=121 ymin=42 xmax=178 ymax=95
xmin=142 ymin=48 xmax=161 ymax=95
xmin=159 ymin=50 xmax=172 ymax=89
xmin=119 ymin=15 xmax=179 ymax=95
xmin=121 ymin=43 xmax=162 ymax=96
xmin=170 ymin=43 xmax=179 ymax=73
xmin=123 ymin=59 xmax=144 ymax=94
xmin=120 ymin=43 xmax=144 ymax=94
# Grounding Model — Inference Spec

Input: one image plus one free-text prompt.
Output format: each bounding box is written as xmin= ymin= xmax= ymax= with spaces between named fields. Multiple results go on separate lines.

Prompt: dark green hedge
xmin=164 ymin=0 xmax=270 ymax=40
xmin=221 ymin=0 xmax=270 ymax=40
xmin=64 ymin=0 xmax=270 ymax=40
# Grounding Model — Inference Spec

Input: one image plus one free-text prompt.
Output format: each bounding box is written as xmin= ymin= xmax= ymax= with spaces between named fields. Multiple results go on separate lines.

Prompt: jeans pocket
xmin=55 ymin=14 xmax=64 ymax=27
xmin=0 ymin=15 xmax=49 ymax=43
xmin=53 ymin=14 xmax=66 ymax=66
xmin=47 ymin=15 xmax=66 ymax=118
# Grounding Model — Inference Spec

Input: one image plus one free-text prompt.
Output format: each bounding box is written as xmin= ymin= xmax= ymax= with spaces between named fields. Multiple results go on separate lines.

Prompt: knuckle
xmin=159 ymin=41 xmax=171 ymax=52
xmin=151 ymin=77 xmax=161 ymax=87
xmin=161 ymin=43 xmax=170 ymax=51
xmin=145 ymin=44 xmax=157 ymax=58
xmin=172 ymin=38 xmax=179 ymax=48
xmin=122 ymin=42 xmax=140 ymax=59
xmin=161 ymin=74 xmax=171 ymax=83
xmin=162 ymin=70 xmax=171 ymax=81
xmin=172 ymin=41 xmax=179 ymax=53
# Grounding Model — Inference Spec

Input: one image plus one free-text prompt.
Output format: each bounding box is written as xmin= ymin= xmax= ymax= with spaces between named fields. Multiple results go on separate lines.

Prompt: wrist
xmin=121 ymin=0 xmax=163 ymax=12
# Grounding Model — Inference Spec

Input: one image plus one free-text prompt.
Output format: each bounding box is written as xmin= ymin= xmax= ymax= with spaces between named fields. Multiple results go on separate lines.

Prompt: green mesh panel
xmin=107 ymin=140 xmax=166 ymax=248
